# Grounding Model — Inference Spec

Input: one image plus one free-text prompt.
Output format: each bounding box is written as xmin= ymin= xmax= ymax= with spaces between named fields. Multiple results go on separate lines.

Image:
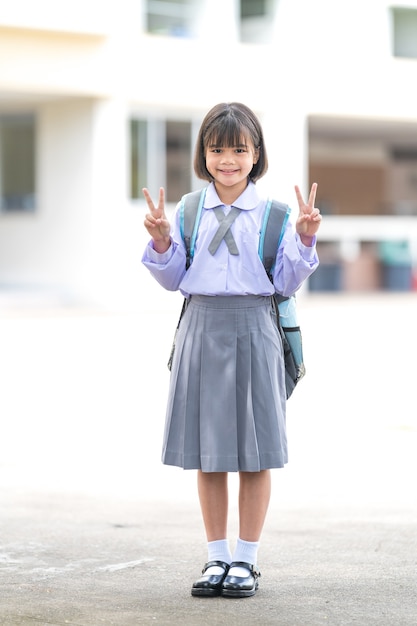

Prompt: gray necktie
xmin=208 ymin=206 xmax=241 ymax=256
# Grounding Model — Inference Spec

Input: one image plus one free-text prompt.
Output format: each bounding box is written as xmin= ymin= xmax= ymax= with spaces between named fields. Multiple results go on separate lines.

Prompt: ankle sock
xmin=229 ymin=538 xmax=259 ymax=577
xmin=205 ymin=539 xmax=232 ymax=575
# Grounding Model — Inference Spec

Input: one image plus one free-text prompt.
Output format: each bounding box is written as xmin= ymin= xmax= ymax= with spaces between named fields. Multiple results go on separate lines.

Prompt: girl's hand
xmin=294 ymin=182 xmax=322 ymax=246
xmin=143 ymin=187 xmax=171 ymax=253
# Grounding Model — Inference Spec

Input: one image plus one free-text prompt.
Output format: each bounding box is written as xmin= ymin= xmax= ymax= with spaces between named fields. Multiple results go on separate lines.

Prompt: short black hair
xmin=193 ymin=102 xmax=268 ymax=182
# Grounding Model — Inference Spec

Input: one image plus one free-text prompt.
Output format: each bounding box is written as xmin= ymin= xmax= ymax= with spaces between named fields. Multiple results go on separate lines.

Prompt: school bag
xmin=168 ymin=188 xmax=306 ymax=399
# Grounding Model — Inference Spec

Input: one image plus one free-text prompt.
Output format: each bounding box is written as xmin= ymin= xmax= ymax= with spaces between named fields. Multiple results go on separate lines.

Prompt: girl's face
xmin=204 ymin=135 xmax=259 ymax=199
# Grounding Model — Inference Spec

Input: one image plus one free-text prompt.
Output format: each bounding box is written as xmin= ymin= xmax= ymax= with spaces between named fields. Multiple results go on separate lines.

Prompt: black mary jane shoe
xmin=191 ymin=560 xmax=230 ymax=597
xmin=221 ymin=561 xmax=261 ymax=598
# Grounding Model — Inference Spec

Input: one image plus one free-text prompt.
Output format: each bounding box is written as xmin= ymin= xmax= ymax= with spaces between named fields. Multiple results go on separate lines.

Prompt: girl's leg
xmin=192 ymin=471 xmax=231 ymax=596
xmin=197 ymin=471 xmax=232 ymax=569
xmin=238 ymin=469 xmax=271 ymax=541
xmin=228 ymin=469 xmax=271 ymax=574
xmin=197 ymin=470 xmax=229 ymax=541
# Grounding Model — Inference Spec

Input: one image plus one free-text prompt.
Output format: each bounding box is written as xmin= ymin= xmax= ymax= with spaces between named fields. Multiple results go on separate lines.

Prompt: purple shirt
xmin=142 ymin=182 xmax=319 ymax=298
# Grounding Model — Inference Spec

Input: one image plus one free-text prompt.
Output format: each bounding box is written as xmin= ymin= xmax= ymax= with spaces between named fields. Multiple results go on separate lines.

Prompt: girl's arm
xmin=143 ymin=187 xmax=171 ymax=253
xmin=272 ymin=184 xmax=321 ymax=297
xmin=294 ymin=183 xmax=322 ymax=246
xmin=142 ymin=189 xmax=187 ymax=291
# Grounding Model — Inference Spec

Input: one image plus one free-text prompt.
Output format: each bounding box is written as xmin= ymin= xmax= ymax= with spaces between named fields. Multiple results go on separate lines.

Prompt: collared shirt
xmin=142 ymin=181 xmax=319 ymax=298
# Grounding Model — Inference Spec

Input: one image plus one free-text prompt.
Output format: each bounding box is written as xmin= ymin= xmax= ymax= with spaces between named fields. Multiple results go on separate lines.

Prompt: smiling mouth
xmin=220 ymin=169 xmax=238 ymax=174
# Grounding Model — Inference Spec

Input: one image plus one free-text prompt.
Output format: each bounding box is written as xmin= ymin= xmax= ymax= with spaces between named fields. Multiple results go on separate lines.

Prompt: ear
xmin=253 ymin=147 xmax=260 ymax=164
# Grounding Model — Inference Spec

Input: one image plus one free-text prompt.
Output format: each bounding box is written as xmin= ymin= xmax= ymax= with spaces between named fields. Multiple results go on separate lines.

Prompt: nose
xmin=220 ymin=150 xmax=234 ymax=163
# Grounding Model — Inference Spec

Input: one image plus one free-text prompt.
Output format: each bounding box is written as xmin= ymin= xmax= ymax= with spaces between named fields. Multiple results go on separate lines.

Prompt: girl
xmin=142 ymin=102 xmax=321 ymax=598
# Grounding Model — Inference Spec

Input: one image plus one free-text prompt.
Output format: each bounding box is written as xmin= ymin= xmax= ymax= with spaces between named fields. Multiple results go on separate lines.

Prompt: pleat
xmin=162 ymin=295 xmax=288 ymax=472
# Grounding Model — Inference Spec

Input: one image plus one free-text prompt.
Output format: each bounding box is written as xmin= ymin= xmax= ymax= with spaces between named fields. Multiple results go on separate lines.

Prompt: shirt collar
xmin=204 ymin=181 xmax=261 ymax=211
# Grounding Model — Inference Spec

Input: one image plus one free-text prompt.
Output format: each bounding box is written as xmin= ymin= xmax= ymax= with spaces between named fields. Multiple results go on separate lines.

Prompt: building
xmin=1 ymin=0 xmax=417 ymax=307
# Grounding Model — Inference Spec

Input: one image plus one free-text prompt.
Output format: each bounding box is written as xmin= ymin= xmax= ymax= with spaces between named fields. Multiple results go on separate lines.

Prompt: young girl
xmin=142 ymin=102 xmax=321 ymax=598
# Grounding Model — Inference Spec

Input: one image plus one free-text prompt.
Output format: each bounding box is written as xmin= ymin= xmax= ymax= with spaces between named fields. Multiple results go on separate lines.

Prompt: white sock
xmin=229 ymin=538 xmax=259 ymax=577
xmin=205 ymin=539 xmax=232 ymax=575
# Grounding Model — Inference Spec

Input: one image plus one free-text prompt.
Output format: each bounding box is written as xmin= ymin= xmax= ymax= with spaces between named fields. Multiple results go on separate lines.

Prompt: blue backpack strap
xmin=258 ymin=198 xmax=291 ymax=277
xmin=180 ymin=187 xmax=207 ymax=269
xmin=259 ymin=199 xmax=304 ymax=399
xmin=181 ymin=191 xmax=288 ymax=274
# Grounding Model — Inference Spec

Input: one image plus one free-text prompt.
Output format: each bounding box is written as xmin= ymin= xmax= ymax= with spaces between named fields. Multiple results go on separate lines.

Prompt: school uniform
xmin=142 ymin=182 xmax=319 ymax=473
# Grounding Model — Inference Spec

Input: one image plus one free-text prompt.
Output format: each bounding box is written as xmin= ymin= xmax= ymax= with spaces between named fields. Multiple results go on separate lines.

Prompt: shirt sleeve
xmin=141 ymin=207 xmax=188 ymax=291
xmin=272 ymin=221 xmax=319 ymax=297
xmin=141 ymin=195 xmax=320 ymax=297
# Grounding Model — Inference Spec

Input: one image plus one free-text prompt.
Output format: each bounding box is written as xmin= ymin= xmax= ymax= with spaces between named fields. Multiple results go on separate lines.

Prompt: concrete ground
xmin=0 ymin=290 xmax=416 ymax=625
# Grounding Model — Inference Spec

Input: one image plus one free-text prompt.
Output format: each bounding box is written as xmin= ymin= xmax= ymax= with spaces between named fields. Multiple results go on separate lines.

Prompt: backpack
xmin=168 ymin=188 xmax=306 ymax=399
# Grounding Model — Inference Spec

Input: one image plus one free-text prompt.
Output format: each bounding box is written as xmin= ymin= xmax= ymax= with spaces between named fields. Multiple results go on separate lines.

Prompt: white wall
xmin=0 ymin=99 xmax=95 ymax=297
xmin=0 ymin=0 xmax=111 ymax=35
xmin=1 ymin=0 xmax=417 ymax=304
xmin=88 ymin=97 xmax=145 ymax=308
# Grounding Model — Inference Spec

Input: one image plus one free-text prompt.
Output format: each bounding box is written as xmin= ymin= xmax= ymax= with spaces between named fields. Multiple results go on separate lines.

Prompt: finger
xmin=144 ymin=213 xmax=158 ymax=224
xmin=308 ymin=182 xmax=318 ymax=208
xmin=142 ymin=187 xmax=155 ymax=210
xmin=158 ymin=187 xmax=165 ymax=208
xmin=294 ymin=185 xmax=305 ymax=209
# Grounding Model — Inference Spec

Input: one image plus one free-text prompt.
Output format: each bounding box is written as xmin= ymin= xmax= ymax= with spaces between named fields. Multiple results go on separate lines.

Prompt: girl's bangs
xmin=204 ymin=117 xmax=249 ymax=148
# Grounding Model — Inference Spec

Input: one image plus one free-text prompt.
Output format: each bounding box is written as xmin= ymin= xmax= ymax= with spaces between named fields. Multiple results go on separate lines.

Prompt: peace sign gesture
xmin=294 ymin=182 xmax=321 ymax=246
xmin=143 ymin=187 xmax=171 ymax=253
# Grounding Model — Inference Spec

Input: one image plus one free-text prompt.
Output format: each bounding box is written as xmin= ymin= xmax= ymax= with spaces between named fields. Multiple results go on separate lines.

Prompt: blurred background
xmin=1 ymin=0 xmax=417 ymax=306
xmin=0 ymin=0 xmax=416 ymax=501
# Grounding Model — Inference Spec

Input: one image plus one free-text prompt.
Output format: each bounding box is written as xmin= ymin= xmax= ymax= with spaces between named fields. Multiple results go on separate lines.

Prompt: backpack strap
xmin=181 ymin=191 xmax=290 ymax=279
xmin=258 ymin=199 xmax=291 ymax=278
xmin=180 ymin=188 xmax=207 ymax=269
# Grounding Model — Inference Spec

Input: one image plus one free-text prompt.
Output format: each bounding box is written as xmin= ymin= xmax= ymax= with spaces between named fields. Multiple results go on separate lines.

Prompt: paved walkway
xmin=0 ymin=292 xmax=416 ymax=625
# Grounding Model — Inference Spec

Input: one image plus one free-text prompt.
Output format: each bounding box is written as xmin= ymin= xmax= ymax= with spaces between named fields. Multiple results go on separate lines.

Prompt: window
xmin=240 ymin=0 xmax=276 ymax=44
xmin=165 ymin=120 xmax=192 ymax=201
xmin=130 ymin=118 xmax=192 ymax=203
xmin=0 ymin=114 xmax=36 ymax=213
xmin=130 ymin=119 xmax=147 ymax=200
xmin=387 ymin=147 xmax=417 ymax=216
xmin=145 ymin=0 xmax=196 ymax=37
xmin=241 ymin=0 xmax=268 ymax=19
xmin=391 ymin=7 xmax=417 ymax=59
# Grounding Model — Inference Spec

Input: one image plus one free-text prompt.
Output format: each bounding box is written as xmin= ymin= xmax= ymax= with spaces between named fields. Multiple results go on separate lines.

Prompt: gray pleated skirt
xmin=162 ymin=295 xmax=288 ymax=472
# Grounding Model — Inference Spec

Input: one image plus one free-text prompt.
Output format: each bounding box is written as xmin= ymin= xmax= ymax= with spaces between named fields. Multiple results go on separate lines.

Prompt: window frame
xmin=144 ymin=0 xmax=196 ymax=37
xmin=0 ymin=113 xmax=36 ymax=214
xmin=391 ymin=6 xmax=417 ymax=59
xmin=130 ymin=114 xmax=199 ymax=204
